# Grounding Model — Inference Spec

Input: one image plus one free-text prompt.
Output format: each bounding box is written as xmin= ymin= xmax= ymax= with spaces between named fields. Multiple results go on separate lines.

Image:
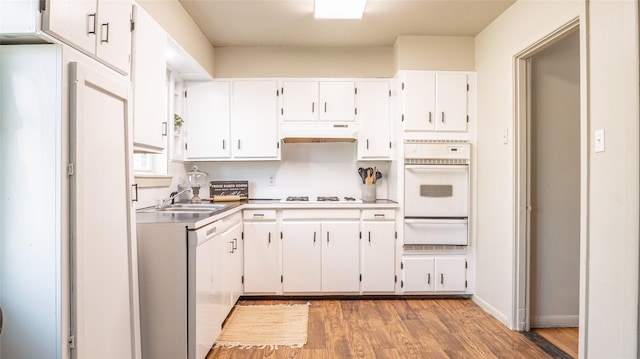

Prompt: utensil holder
xmin=361 ymin=184 xmax=376 ymax=203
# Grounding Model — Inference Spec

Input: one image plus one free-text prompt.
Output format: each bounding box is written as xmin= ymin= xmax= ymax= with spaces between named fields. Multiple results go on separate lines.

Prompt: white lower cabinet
xmin=281 ymin=210 xmax=360 ymax=293
xmin=321 ymin=221 xmax=360 ymax=292
xmin=243 ymin=210 xmax=280 ymax=294
xmin=403 ymin=255 xmax=467 ymax=293
xmin=361 ymin=219 xmax=396 ymax=292
xmin=226 ymin=222 xmax=244 ymax=305
xmin=281 ymin=221 xmax=322 ymax=292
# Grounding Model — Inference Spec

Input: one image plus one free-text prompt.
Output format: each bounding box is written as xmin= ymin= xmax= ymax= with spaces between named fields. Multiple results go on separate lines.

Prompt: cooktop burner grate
xmin=317 ymin=196 xmax=340 ymax=202
xmin=285 ymin=196 xmax=309 ymax=202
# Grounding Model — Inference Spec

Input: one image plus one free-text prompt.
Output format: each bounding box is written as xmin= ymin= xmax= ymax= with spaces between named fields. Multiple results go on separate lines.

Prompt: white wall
xmin=474 ymin=0 xmax=583 ymax=327
xmin=586 ymin=1 xmax=639 ymax=357
xmin=529 ymin=30 xmax=580 ymax=328
xmin=476 ymin=0 xmax=640 ymax=356
xmin=188 ymin=143 xmax=391 ymax=201
xmin=393 ymin=35 xmax=476 ymax=71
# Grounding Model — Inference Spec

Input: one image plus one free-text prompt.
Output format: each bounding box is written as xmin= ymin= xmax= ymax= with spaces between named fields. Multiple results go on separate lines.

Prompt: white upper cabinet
xmin=43 ymin=0 xmax=132 ymax=74
xmin=357 ymin=81 xmax=391 ymax=159
xmin=281 ymin=80 xmax=355 ymax=122
xmin=281 ymin=81 xmax=318 ymax=122
xmin=319 ymin=81 xmax=355 ymax=122
xmin=232 ymin=80 xmax=280 ymax=159
xmin=185 ymin=82 xmax=231 ymax=159
xmin=401 ymin=71 xmax=468 ymax=132
xmin=131 ymin=5 xmax=167 ymax=153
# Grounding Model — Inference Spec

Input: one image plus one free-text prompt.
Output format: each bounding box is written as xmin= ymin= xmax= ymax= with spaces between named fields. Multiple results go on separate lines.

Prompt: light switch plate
xmin=595 ymin=129 xmax=605 ymax=153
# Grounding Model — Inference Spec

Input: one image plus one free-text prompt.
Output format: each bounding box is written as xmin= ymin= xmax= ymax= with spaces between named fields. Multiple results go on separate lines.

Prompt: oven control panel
xmin=404 ymin=141 xmax=470 ymax=161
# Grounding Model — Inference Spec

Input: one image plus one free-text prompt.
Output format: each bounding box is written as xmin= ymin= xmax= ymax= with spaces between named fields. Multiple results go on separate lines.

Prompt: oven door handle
xmin=404 ymin=219 xmax=468 ymax=225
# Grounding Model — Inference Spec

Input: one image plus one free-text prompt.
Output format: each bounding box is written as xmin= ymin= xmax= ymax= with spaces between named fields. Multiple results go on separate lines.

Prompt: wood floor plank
xmin=533 ymin=327 xmax=579 ymax=358
xmin=206 ymin=298 xmax=555 ymax=359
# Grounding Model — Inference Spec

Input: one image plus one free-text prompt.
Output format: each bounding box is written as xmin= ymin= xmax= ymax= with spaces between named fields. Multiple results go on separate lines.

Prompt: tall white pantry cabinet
xmin=0 ymin=44 xmax=141 ymax=359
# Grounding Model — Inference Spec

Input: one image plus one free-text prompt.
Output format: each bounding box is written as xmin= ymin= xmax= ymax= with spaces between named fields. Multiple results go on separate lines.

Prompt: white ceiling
xmin=179 ymin=0 xmax=516 ymax=48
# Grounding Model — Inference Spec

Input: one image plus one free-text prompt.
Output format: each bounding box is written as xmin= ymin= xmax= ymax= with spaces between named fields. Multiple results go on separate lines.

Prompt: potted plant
xmin=174 ymin=114 xmax=184 ymax=134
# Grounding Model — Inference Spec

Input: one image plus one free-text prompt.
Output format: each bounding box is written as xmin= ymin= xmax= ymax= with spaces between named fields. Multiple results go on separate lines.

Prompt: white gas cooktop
xmin=280 ymin=196 xmax=363 ymax=204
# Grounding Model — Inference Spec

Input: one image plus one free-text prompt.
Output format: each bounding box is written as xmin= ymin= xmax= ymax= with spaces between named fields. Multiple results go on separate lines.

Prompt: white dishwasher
xmin=136 ymin=210 xmax=242 ymax=359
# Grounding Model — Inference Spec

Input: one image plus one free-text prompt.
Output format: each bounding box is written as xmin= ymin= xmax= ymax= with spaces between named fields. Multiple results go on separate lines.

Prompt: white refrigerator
xmin=0 ymin=44 xmax=141 ymax=359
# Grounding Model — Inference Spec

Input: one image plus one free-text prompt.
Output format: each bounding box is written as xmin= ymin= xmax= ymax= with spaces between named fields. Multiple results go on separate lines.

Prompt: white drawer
xmin=243 ymin=209 xmax=277 ymax=221
xmin=362 ymin=210 xmax=396 ymax=220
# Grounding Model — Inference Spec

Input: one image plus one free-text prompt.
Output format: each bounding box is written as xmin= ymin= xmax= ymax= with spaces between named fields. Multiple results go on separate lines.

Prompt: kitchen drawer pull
xmin=100 ymin=23 xmax=109 ymax=43
xmin=88 ymin=13 xmax=97 ymax=35
xmin=253 ymin=213 xmax=265 ymax=217
xmin=374 ymin=214 xmax=385 ymax=218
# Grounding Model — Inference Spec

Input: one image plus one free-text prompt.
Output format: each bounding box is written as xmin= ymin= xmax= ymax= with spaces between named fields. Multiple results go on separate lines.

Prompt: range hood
xmin=280 ymin=122 xmax=358 ymax=143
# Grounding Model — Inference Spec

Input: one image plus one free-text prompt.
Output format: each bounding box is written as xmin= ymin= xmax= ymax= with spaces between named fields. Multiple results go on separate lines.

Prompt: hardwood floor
xmin=532 ymin=327 xmax=579 ymax=358
xmin=206 ymin=298 xmax=553 ymax=359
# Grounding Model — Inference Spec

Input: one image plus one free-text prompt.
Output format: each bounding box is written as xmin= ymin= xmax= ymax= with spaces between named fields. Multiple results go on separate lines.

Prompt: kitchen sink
xmin=137 ymin=203 xmax=230 ymax=214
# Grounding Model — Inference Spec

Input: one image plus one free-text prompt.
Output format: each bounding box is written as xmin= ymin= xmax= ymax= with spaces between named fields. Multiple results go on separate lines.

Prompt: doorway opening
xmin=513 ymin=19 xmax=582 ymax=359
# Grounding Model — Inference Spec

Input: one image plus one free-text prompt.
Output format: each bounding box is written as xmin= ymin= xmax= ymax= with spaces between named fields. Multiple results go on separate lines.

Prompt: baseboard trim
xmin=531 ymin=315 xmax=579 ymax=328
xmin=472 ymin=294 xmax=511 ymax=328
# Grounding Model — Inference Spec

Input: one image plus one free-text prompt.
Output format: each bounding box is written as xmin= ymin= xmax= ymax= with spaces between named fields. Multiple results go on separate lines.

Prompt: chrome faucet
xmin=159 ymin=188 xmax=192 ymax=208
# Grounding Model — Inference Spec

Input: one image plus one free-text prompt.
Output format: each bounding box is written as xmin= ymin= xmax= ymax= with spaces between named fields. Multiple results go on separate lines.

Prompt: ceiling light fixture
xmin=314 ymin=0 xmax=367 ymax=19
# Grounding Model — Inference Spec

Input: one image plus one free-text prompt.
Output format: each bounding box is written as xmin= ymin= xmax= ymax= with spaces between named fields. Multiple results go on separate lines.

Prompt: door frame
xmin=512 ymin=16 xmax=588 ymax=356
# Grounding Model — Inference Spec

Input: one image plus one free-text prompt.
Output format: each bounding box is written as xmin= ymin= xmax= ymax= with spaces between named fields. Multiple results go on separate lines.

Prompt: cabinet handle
xmin=368 ymin=231 xmax=371 ymax=244
xmin=162 ymin=122 xmax=167 ymax=136
xmin=313 ymin=232 xmax=316 ymax=244
xmin=324 ymin=102 xmax=327 ymax=113
xmin=100 ymin=23 xmax=109 ymax=43
xmin=234 ymin=238 xmax=238 ymax=250
xmin=326 ymin=231 xmax=329 ymax=244
xmin=268 ymin=232 xmax=271 ymax=244
xmin=131 ymin=184 xmax=138 ymax=202
xmin=427 ymin=273 xmax=431 ymax=285
xmin=312 ymin=102 xmax=315 ymax=113
xmin=428 ymin=112 xmax=432 ymax=123
xmin=366 ymin=139 xmax=369 ymax=149
xmin=237 ymin=139 xmax=241 ymax=149
xmin=88 ymin=13 xmax=97 ymax=35
xmin=441 ymin=112 xmax=445 ymax=123
xmin=229 ymin=241 xmax=234 ymax=253
xmin=441 ymin=273 xmax=444 ymax=284
xmin=222 ymin=139 xmax=226 ymax=149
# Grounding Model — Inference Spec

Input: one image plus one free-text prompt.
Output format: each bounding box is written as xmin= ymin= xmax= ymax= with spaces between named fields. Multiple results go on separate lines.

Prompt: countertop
xmin=135 ymin=199 xmax=400 ymax=229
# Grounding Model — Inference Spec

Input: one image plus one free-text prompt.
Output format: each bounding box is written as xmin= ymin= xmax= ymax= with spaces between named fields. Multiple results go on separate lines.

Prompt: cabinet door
xmin=403 ymin=257 xmax=434 ymax=292
xmin=228 ymin=223 xmax=244 ymax=305
xmin=282 ymin=222 xmax=322 ymax=292
xmin=435 ymin=73 xmax=468 ymax=132
xmin=131 ymin=5 xmax=167 ymax=152
xmin=94 ymin=0 xmax=132 ymax=74
xmin=244 ymin=221 xmax=280 ymax=294
xmin=362 ymin=221 xmax=395 ymax=292
xmin=357 ymin=81 xmax=390 ymax=159
xmin=321 ymin=221 xmax=360 ymax=292
xmin=402 ymin=72 xmax=436 ymax=131
xmin=434 ymin=256 xmax=467 ymax=292
xmin=195 ymin=234 xmax=220 ymax=358
xmin=281 ymin=81 xmax=318 ymax=122
xmin=43 ymin=0 xmax=98 ymax=58
xmin=186 ymin=82 xmax=231 ymax=159
xmin=319 ymin=81 xmax=355 ymax=122
xmin=232 ymin=81 xmax=279 ymax=158
xmin=69 ymin=61 xmax=138 ymax=358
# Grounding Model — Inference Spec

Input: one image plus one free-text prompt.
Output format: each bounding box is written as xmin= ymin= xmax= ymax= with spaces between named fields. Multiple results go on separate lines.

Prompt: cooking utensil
xmin=376 ymin=171 xmax=382 ymax=182
xmin=372 ymin=166 xmax=377 ymax=184
xmin=365 ymin=168 xmax=373 ymax=184
xmin=358 ymin=167 xmax=367 ymax=183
